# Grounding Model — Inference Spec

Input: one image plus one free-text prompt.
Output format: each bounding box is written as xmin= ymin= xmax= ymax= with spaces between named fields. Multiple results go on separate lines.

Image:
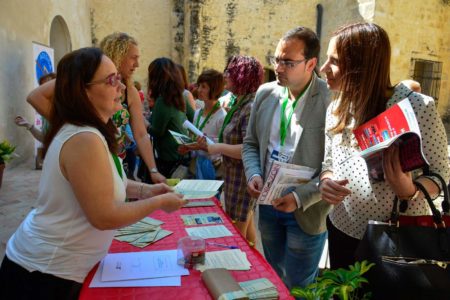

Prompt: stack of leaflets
xmin=196 ymin=249 xmax=252 ymax=271
xmin=239 ymin=278 xmax=279 ymax=300
xmin=258 ymin=161 xmax=315 ymax=205
xmin=351 ymin=98 xmax=428 ymax=181
xmin=175 ymin=179 xmax=224 ymax=200
xmin=114 ymin=217 xmax=172 ymax=248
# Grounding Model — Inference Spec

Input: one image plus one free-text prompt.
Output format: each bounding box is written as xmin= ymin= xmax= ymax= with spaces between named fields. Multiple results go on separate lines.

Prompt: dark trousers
xmin=0 ymin=255 xmax=82 ymax=300
xmin=326 ymin=217 xmax=360 ymax=270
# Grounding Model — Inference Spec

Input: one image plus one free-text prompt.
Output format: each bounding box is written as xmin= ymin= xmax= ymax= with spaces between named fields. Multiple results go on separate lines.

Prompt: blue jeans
xmin=259 ymin=205 xmax=327 ymax=290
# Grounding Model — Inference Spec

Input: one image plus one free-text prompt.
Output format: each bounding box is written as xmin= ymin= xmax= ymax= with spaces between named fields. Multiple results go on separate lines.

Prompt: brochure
xmin=169 ymin=130 xmax=194 ymax=145
xmin=258 ymin=161 xmax=316 ymax=205
xmin=351 ymin=98 xmax=428 ymax=180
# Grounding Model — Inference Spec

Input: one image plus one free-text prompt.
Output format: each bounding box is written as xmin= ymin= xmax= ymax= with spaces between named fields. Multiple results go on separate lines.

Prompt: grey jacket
xmin=242 ymin=73 xmax=332 ymax=235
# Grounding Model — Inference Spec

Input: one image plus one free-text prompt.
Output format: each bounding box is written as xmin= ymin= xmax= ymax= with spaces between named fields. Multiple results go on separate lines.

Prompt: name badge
xmin=270 ymin=149 xmax=291 ymax=163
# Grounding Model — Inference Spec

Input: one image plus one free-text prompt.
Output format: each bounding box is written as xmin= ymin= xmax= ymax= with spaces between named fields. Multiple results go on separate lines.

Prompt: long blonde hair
xmin=99 ymin=32 xmax=137 ymax=85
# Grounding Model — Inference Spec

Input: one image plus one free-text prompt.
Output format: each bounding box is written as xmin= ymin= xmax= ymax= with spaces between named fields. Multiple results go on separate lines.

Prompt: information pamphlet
xmin=182 ymin=120 xmax=215 ymax=145
xmin=351 ymin=98 xmax=428 ymax=180
xmin=175 ymin=179 xmax=223 ymax=200
xmin=181 ymin=213 xmax=224 ymax=226
xmin=258 ymin=161 xmax=315 ymax=205
xmin=114 ymin=217 xmax=172 ymax=248
xmin=169 ymin=130 xmax=194 ymax=145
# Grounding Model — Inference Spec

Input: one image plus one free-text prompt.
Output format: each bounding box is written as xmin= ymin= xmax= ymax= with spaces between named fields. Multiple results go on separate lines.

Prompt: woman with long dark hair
xmin=0 ymin=48 xmax=185 ymax=299
xmin=147 ymin=57 xmax=194 ymax=178
xmin=318 ymin=23 xmax=449 ymax=269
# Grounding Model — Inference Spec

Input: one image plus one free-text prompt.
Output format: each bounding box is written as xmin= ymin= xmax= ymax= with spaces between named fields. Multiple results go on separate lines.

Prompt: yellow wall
xmin=89 ymin=0 xmax=174 ymax=87
xmin=181 ymin=0 xmax=319 ymax=81
xmin=374 ymin=0 xmax=450 ymax=115
xmin=0 ymin=0 xmax=91 ymax=166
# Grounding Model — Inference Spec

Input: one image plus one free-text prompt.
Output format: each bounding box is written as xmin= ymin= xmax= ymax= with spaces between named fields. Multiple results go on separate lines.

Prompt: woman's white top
xmin=323 ymin=83 xmax=450 ymax=239
xmin=193 ymin=106 xmax=226 ymax=159
xmin=6 ymin=124 xmax=127 ymax=283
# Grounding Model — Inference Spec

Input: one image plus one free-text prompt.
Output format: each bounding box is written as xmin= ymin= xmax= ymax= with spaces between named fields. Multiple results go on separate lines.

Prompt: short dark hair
xmin=44 ymin=47 xmax=118 ymax=155
xmin=147 ymin=57 xmax=185 ymax=112
xmin=38 ymin=72 xmax=56 ymax=85
xmin=282 ymin=26 xmax=320 ymax=59
xmin=197 ymin=69 xmax=224 ymax=100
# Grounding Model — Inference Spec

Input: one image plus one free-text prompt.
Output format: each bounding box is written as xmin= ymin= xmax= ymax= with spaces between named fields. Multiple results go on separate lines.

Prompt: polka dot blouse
xmin=322 ymin=83 xmax=450 ymax=239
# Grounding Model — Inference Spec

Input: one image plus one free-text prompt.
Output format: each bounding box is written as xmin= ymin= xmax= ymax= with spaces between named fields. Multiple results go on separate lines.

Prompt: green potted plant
xmin=291 ymin=260 xmax=375 ymax=300
xmin=0 ymin=139 xmax=17 ymax=189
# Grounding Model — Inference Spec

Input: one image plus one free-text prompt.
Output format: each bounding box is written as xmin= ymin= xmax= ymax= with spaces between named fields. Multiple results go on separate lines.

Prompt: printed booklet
xmin=257 ymin=161 xmax=315 ymax=205
xmin=351 ymin=98 xmax=428 ymax=180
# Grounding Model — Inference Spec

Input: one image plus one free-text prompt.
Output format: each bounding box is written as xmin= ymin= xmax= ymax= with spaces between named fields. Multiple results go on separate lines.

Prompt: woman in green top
xmin=147 ymin=57 xmax=193 ymax=178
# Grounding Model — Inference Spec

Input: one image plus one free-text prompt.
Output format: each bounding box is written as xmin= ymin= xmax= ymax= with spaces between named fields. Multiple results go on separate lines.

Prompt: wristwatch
xmin=150 ymin=167 xmax=159 ymax=174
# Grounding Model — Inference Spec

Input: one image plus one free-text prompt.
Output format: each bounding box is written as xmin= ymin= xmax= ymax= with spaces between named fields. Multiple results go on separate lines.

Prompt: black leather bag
xmin=355 ymin=175 xmax=450 ymax=300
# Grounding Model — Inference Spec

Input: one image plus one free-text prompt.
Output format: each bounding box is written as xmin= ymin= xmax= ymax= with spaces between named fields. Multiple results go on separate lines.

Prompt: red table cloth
xmin=79 ymin=199 xmax=293 ymax=300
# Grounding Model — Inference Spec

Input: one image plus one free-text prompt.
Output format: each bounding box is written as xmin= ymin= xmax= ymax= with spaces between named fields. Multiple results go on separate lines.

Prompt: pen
xmin=206 ymin=242 xmax=239 ymax=249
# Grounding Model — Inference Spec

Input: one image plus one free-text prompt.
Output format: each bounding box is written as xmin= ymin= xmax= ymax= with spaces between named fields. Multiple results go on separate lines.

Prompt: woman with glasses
xmin=28 ymin=32 xmax=166 ymax=184
xmin=319 ymin=23 xmax=449 ymax=275
xmin=1 ymin=48 xmax=186 ymax=299
xmin=198 ymin=55 xmax=264 ymax=244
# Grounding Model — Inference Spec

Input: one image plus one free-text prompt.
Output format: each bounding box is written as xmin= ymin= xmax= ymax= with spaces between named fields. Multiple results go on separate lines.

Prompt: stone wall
xmin=0 ymin=0 xmax=91 ymax=166
xmin=89 ymin=0 xmax=173 ymax=87
xmin=374 ymin=0 xmax=450 ymax=115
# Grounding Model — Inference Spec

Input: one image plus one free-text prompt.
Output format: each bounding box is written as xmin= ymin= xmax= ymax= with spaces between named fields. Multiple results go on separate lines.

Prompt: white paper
xmin=196 ymin=249 xmax=251 ymax=271
xmin=182 ymin=120 xmax=215 ymax=144
xmin=175 ymin=180 xmax=224 ymax=200
xmin=258 ymin=161 xmax=315 ymax=205
xmin=185 ymin=225 xmax=233 ymax=239
xmin=101 ymin=250 xmax=189 ymax=282
xmin=89 ymin=260 xmax=181 ymax=287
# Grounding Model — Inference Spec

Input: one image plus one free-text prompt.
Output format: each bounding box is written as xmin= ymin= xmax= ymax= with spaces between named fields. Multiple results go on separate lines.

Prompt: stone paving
xmin=0 ymin=162 xmax=40 ymax=258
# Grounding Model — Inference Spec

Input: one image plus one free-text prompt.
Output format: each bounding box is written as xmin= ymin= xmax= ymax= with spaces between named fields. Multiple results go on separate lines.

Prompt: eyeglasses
xmin=87 ymin=73 xmax=123 ymax=87
xmin=269 ymin=56 xmax=308 ymax=69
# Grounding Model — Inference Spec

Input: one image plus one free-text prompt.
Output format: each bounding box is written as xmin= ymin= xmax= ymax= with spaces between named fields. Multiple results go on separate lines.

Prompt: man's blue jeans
xmin=258 ymin=205 xmax=327 ymax=290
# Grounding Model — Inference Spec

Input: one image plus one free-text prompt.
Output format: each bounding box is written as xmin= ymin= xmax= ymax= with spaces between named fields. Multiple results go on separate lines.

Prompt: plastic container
xmin=177 ymin=236 xmax=206 ymax=269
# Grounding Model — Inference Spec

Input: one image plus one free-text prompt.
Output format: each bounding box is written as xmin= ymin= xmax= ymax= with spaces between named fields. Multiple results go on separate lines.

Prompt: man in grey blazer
xmin=242 ymin=27 xmax=331 ymax=289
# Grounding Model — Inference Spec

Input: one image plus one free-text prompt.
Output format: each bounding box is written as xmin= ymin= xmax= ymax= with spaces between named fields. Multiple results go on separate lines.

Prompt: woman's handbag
xmin=355 ymin=173 xmax=450 ymax=300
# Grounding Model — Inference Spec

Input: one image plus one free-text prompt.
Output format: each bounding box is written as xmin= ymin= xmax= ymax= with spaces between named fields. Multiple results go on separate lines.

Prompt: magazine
xmin=257 ymin=161 xmax=315 ymax=205
xmin=351 ymin=98 xmax=428 ymax=181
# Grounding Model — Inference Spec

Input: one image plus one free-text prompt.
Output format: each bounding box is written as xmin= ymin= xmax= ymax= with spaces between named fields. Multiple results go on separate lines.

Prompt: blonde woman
xmin=27 ymin=33 xmax=166 ymax=184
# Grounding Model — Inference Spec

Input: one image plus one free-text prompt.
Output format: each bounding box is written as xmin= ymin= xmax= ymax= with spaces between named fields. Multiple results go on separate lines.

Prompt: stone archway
xmin=49 ymin=15 xmax=71 ymax=66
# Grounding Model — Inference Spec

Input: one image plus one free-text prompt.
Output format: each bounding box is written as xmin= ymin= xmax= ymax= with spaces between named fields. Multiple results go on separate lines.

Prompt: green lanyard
xmin=227 ymin=94 xmax=237 ymax=108
xmin=279 ymin=85 xmax=308 ymax=146
xmin=111 ymin=154 xmax=123 ymax=179
xmin=218 ymin=95 xmax=248 ymax=143
xmin=195 ymin=101 xmax=221 ymax=131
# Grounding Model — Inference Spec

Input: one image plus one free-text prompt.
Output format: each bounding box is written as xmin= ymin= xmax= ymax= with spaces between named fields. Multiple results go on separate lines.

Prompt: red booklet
xmin=351 ymin=98 xmax=428 ymax=181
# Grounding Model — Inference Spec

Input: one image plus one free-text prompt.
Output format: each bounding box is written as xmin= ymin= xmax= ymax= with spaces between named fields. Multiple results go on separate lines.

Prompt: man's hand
xmin=272 ymin=193 xmax=297 ymax=213
xmin=247 ymin=175 xmax=263 ymax=198
xmin=150 ymin=171 xmax=167 ymax=184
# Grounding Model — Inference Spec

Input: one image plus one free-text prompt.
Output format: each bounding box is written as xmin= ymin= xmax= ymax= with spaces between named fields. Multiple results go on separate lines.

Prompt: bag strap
xmin=390 ymin=180 xmax=445 ymax=227
xmin=424 ymin=170 xmax=449 ymax=214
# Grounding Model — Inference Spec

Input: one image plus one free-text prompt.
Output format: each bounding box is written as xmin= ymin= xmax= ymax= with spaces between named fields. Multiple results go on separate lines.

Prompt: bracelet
xmin=139 ymin=183 xmax=145 ymax=199
xmin=317 ymin=177 xmax=331 ymax=190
